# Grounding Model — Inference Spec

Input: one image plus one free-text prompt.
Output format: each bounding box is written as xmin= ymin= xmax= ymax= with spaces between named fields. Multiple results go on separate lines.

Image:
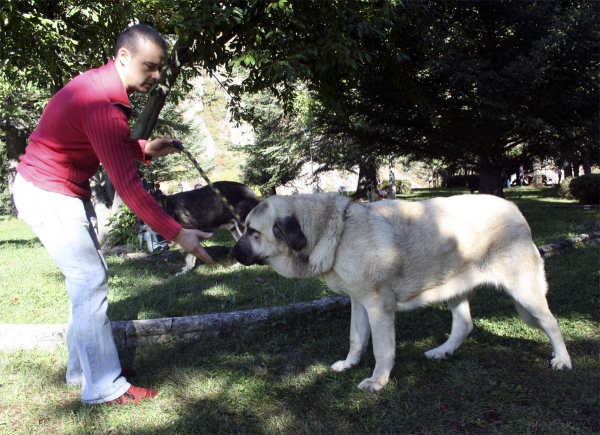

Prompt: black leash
xmin=171 ymin=140 xmax=246 ymax=231
xmin=152 ymin=124 xmax=246 ymax=230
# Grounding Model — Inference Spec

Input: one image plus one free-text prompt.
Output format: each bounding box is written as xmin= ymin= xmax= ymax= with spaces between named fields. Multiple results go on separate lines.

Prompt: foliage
xmin=106 ymin=204 xmax=138 ymax=246
xmin=2 ymin=0 xmax=597 ymax=199
xmin=304 ymin=0 xmax=599 ymax=194
xmin=129 ymin=78 xmax=211 ymax=188
xmin=446 ymin=176 xmax=469 ymax=189
xmin=238 ymin=89 xmax=309 ymax=192
xmin=0 ymin=1 xmax=134 ymax=92
xmin=0 ymin=188 xmax=12 ymax=216
xmin=395 ymin=179 xmax=412 ymax=195
xmin=558 ymin=177 xmax=575 ymax=201
xmin=568 ymin=174 xmax=600 ymax=205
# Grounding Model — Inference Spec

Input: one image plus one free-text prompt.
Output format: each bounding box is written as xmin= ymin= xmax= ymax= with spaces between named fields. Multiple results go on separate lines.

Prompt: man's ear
xmin=116 ymin=47 xmax=132 ymax=66
xmin=273 ymin=216 xmax=307 ymax=251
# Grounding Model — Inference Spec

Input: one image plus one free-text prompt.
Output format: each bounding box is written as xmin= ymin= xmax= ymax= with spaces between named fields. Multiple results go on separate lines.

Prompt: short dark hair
xmin=114 ymin=24 xmax=168 ymax=58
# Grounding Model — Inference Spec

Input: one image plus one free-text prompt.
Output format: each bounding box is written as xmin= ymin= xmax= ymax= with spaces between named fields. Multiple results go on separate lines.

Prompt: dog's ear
xmin=273 ymin=216 xmax=307 ymax=251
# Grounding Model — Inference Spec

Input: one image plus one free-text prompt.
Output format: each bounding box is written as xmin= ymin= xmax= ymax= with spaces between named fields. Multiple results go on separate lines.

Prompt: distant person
xmin=500 ymin=169 xmax=507 ymax=188
xmin=13 ymin=24 xmax=214 ymax=406
xmin=557 ymin=167 xmax=563 ymax=184
xmin=518 ymin=164 xmax=525 ymax=187
xmin=151 ymin=183 xmax=163 ymax=198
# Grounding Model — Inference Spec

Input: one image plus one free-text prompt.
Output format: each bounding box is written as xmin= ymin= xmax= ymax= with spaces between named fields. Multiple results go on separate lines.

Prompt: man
xmin=557 ymin=166 xmax=563 ymax=184
xmin=518 ymin=164 xmax=525 ymax=187
xmin=12 ymin=24 xmax=213 ymax=405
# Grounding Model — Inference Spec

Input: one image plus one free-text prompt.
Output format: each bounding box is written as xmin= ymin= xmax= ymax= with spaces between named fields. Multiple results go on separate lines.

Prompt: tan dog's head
xmin=231 ymin=193 xmax=351 ymax=278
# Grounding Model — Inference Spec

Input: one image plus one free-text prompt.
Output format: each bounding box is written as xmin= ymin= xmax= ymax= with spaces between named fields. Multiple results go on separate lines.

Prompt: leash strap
xmin=153 ymin=125 xmax=246 ymax=230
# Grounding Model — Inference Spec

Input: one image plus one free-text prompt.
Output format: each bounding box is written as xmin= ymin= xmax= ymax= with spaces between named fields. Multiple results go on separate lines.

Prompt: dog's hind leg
xmin=511 ymin=292 xmax=571 ymax=369
xmin=332 ymin=297 xmax=371 ymax=373
xmin=511 ymin=298 xmax=571 ymax=369
xmin=425 ymin=296 xmax=473 ymax=360
xmin=502 ymin=249 xmax=572 ymax=370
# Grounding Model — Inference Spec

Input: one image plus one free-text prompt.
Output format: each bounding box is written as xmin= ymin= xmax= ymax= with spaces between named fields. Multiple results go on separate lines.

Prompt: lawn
xmin=0 ymin=187 xmax=598 ymax=434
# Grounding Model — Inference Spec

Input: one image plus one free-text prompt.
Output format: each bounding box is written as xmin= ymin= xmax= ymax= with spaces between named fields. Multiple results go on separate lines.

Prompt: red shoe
xmin=105 ymin=385 xmax=157 ymax=405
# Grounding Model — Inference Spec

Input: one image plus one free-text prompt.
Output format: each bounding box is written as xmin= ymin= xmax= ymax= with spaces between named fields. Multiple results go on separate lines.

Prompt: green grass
xmin=0 ymin=222 xmax=330 ymax=324
xmin=0 ymin=187 xmax=599 ymax=434
xmin=2 ymin=186 xmax=597 ymax=324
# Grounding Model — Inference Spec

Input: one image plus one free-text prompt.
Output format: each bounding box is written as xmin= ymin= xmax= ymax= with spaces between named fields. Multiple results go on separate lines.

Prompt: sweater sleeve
xmin=132 ymin=139 xmax=152 ymax=163
xmin=83 ymin=106 xmax=182 ymax=241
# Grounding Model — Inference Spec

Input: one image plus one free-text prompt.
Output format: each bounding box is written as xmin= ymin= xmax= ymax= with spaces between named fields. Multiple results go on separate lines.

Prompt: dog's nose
xmin=230 ymin=244 xmax=248 ymax=265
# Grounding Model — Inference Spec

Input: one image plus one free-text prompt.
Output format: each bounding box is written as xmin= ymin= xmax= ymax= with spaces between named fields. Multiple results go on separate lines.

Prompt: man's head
xmin=114 ymin=24 xmax=168 ymax=95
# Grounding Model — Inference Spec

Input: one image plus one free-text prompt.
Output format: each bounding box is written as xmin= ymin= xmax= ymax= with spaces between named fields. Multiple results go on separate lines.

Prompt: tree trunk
xmin=132 ymin=39 xmax=189 ymax=139
xmin=92 ymin=39 xmax=189 ymax=243
xmin=388 ymin=156 xmax=396 ymax=199
xmin=478 ymin=159 xmax=504 ymax=198
xmin=262 ymin=186 xmax=277 ymax=197
xmin=581 ymin=147 xmax=592 ymax=175
xmin=90 ymin=168 xmax=117 ymax=242
xmin=354 ymin=157 xmax=379 ymax=200
xmin=531 ymin=157 xmax=543 ymax=186
xmin=572 ymin=153 xmax=580 ymax=177
xmin=4 ymin=121 xmax=29 ymax=215
xmin=563 ymin=156 xmax=573 ymax=178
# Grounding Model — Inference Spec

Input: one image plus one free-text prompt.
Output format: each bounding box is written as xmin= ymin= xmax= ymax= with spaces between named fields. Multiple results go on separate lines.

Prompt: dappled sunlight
xmin=474 ymin=317 xmax=547 ymax=340
xmin=280 ymin=363 xmax=329 ymax=390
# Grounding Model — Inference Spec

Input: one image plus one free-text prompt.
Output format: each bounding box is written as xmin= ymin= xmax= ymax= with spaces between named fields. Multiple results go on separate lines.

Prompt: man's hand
xmin=145 ymin=136 xmax=181 ymax=157
xmin=173 ymin=228 xmax=214 ymax=264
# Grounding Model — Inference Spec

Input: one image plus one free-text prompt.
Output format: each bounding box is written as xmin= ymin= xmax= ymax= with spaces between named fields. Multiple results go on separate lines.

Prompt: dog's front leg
xmin=331 ymin=297 xmax=370 ymax=373
xmin=177 ymin=253 xmax=197 ymax=275
xmin=357 ymin=297 xmax=396 ymax=392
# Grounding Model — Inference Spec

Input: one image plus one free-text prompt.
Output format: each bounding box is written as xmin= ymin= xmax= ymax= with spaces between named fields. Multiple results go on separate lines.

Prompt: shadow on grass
xmin=106 ymin=247 xmax=328 ymax=321
xmin=35 ymin=304 xmax=599 ymax=434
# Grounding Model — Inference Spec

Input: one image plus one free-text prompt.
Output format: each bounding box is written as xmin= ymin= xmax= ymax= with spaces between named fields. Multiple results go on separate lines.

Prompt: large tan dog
xmin=231 ymin=193 xmax=572 ymax=391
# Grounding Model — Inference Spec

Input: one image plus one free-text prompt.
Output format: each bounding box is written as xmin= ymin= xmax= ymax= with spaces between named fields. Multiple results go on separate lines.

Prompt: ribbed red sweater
xmin=17 ymin=60 xmax=182 ymax=241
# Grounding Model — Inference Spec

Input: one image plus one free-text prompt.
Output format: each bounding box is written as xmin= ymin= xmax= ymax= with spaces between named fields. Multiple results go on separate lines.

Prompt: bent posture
xmin=13 ymin=24 xmax=214 ymax=405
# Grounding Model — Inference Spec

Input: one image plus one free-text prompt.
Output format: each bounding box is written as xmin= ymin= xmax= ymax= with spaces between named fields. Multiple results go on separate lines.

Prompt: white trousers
xmin=13 ymin=173 xmax=130 ymax=404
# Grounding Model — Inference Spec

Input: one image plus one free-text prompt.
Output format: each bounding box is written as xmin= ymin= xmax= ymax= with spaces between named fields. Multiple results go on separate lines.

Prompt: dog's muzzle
xmin=231 ymin=239 xmax=266 ymax=266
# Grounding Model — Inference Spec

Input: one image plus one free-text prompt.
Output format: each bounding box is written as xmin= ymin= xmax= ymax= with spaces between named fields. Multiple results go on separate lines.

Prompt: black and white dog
xmin=135 ymin=181 xmax=261 ymax=273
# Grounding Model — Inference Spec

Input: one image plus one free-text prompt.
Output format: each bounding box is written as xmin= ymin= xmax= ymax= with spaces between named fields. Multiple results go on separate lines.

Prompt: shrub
xmin=396 ymin=179 xmax=412 ymax=194
xmin=568 ymin=174 xmax=600 ymax=204
xmin=466 ymin=175 xmax=480 ymax=192
xmin=558 ymin=177 xmax=574 ymax=200
xmin=445 ymin=175 xmax=468 ymax=188
xmin=0 ymin=188 xmax=13 ymax=216
xmin=106 ymin=205 xmax=139 ymax=246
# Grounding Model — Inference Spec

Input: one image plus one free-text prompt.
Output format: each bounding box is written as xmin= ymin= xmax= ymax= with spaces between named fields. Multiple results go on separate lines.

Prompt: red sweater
xmin=17 ymin=60 xmax=182 ymax=241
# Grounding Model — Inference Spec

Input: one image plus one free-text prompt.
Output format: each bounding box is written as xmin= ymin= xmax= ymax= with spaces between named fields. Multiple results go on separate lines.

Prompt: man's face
xmin=117 ymin=39 xmax=165 ymax=95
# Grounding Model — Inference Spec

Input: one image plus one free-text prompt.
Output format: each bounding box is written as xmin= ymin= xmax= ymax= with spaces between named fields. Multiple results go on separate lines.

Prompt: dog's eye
xmin=254 ymin=233 xmax=260 ymax=241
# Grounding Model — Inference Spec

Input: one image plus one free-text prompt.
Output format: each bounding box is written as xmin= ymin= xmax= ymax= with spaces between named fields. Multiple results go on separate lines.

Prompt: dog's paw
xmin=549 ymin=356 xmax=572 ymax=370
xmin=331 ymin=360 xmax=356 ymax=372
xmin=424 ymin=347 xmax=453 ymax=360
xmin=357 ymin=377 xmax=385 ymax=392
xmin=176 ymin=267 xmax=191 ymax=276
